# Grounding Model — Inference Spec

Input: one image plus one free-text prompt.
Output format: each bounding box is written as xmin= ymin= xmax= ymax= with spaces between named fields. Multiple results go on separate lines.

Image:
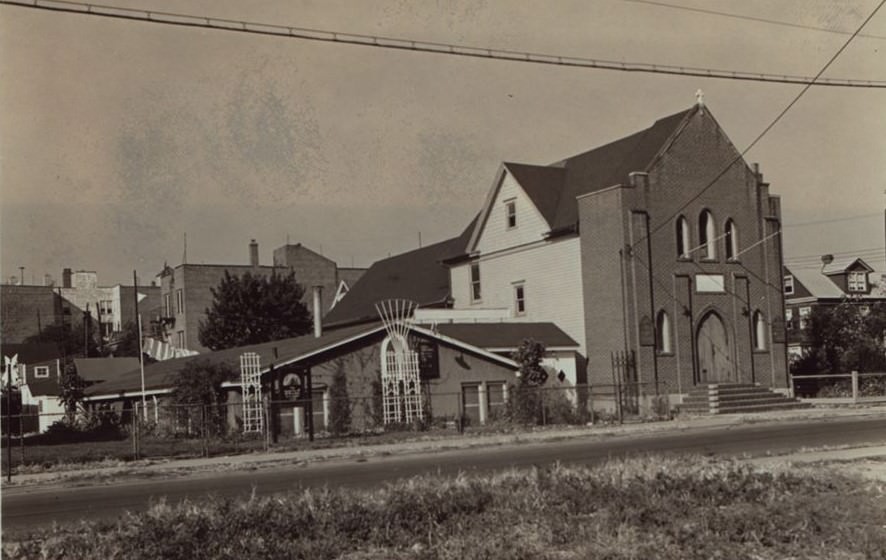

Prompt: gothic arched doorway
xmin=696 ymin=311 xmax=734 ymax=384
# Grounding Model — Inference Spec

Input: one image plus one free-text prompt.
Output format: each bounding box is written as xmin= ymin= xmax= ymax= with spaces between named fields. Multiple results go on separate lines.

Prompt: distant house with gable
xmin=783 ymin=256 xmax=885 ymax=357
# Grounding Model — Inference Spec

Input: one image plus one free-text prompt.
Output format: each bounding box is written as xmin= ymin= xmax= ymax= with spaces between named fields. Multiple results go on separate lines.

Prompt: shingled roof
xmin=86 ymin=322 xmax=386 ymax=397
xmin=323 ymin=215 xmax=478 ymax=328
xmin=434 ymin=322 xmax=578 ymax=350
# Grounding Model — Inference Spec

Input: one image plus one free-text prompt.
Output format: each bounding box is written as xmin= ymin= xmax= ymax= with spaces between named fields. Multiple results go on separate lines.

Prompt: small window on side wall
xmin=470 ymin=262 xmax=481 ymax=302
xmin=505 ymin=200 xmax=517 ymax=229
xmin=34 ymin=366 xmax=50 ymax=378
xmin=514 ymin=283 xmax=526 ymax=316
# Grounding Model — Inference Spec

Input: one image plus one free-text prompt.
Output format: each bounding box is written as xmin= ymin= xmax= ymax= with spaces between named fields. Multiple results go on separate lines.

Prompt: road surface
xmin=4 ymin=415 xmax=886 ymax=531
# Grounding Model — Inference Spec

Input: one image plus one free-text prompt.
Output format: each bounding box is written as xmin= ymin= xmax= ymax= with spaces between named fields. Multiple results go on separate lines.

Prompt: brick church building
xmin=329 ymin=100 xmax=788 ymax=404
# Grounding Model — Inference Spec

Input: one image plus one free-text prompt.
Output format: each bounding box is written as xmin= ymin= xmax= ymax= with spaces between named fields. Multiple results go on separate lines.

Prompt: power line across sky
xmin=1 ymin=0 xmax=885 ymax=88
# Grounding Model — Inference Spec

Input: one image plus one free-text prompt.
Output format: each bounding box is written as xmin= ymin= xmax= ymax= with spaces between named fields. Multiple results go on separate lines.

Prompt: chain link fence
xmin=1 ymin=382 xmax=671 ymax=478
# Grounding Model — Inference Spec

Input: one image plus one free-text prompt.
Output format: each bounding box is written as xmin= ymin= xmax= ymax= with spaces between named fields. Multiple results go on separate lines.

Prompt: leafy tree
xmin=327 ymin=360 xmax=351 ymax=436
xmin=59 ymin=359 xmax=87 ymax=424
xmin=509 ymin=338 xmax=548 ymax=425
xmin=198 ymin=271 xmax=312 ymax=351
xmin=171 ymin=359 xmax=236 ymax=435
xmin=792 ymin=301 xmax=886 ymax=374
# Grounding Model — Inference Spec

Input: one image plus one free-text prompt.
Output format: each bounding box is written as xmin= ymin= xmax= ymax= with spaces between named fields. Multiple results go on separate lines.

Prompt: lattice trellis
xmin=239 ymin=352 xmax=263 ymax=433
xmin=376 ymin=299 xmax=423 ymax=424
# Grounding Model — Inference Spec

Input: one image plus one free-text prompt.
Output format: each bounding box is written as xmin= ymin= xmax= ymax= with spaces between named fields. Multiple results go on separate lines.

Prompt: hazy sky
xmin=1 ymin=0 xmax=885 ymax=286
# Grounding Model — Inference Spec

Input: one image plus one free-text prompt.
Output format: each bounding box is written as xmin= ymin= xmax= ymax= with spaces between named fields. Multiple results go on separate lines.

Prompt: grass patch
xmin=5 ymin=455 xmax=886 ymax=559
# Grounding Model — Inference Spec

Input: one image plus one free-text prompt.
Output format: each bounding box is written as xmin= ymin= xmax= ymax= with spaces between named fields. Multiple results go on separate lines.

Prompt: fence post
xmin=132 ymin=403 xmax=140 ymax=461
xmin=19 ymin=412 xmax=25 ymax=467
xmin=539 ymin=387 xmax=546 ymax=426
xmin=201 ymin=404 xmax=208 ymax=458
xmin=851 ymin=371 xmax=859 ymax=403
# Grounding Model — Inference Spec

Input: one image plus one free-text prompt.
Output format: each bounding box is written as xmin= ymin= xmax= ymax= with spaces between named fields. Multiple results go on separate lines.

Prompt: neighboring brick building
xmin=58 ymin=270 xmax=161 ymax=341
xmin=0 ymin=285 xmax=62 ymax=344
xmin=159 ymin=240 xmax=366 ymax=354
xmin=1 ymin=271 xmax=158 ymax=347
xmin=329 ymin=101 xmax=788 ymax=402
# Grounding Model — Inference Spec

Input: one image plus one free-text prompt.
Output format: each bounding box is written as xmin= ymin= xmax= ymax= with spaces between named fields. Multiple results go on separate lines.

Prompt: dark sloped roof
xmin=25 ymin=377 xmax=62 ymax=397
xmin=73 ymin=357 xmax=140 ymax=384
xmin=435 ymin=322 xmax=578 ymax=350
xmin=502 ymin=163 xmax=566 ymax=226
xmin=86 ymin=322 xmax=384 ymax=397
xmin=323 ymin=215 xmax=478 ymax=328
xmin=547 ymin=108 xmax=694 ymax=230
xmin=1 ymin=343 xmax=63 ymax=365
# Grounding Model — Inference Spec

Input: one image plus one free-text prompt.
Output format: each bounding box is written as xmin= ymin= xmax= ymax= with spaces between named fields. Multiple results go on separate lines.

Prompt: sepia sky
xmin=1 ymin=0 xmax=885 ymax=286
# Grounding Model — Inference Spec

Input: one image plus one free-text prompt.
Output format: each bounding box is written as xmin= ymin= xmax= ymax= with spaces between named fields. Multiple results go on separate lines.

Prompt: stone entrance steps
xmin=679 ymin=383 xmax=810 ymax=415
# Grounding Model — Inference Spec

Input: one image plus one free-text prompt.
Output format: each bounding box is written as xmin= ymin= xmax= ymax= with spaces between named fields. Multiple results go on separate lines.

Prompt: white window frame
xmin=175 ymin=289 xmax=184 ymax=314
xmin=470 ymin=262 xmax=481 ymax=303
xmin=848 ymin=271 xmax=867 ymax=292
xmin=504 ymin=199 xmax=517 ymax=229
xmin=177 ymin=330 xmax=186 ymax=348
xmin=34 ymin=366 xmax=50 ymax=378
xmin=513 ymin=282 xmax=526 ymax=316
xmin=784 ymin=275 xmax=794 ymax=295
xmin=799 ymin=306 xmax=811 ymax=329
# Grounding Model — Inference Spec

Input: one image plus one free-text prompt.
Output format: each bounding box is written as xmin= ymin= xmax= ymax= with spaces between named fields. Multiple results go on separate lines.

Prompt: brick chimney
xmin=312 ymin=285 xmax=323 ymax=338
xmin=62 ymin=268 xmax=72 ymax=288
xmin=249 ymin=239 xmax=259 ymax=268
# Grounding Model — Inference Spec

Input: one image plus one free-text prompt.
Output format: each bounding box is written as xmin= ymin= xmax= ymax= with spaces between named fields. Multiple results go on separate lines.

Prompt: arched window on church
xmin=699 ymin=210 xmax=716 ymax=260
xmin=753 ymin=310 xmax=767 ymax=351
xmin=656 ymin=310 xmax=672 ymax=354
xmin=725 ymin=219 xmax=739 ymax=260
xmin=676 ymin=216 xmax=690 ymax=259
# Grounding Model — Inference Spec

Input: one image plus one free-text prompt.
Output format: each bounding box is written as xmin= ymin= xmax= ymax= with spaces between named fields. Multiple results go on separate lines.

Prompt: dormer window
xmin=505 ymin=199 xmax=517 ymax=229
xmin=848 ymin=271 xmax=867 ymax=292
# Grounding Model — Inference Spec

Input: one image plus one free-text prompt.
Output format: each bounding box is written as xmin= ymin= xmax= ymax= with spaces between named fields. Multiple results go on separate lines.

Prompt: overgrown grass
xmin=5 ymin=455 xmax=885 ymax=559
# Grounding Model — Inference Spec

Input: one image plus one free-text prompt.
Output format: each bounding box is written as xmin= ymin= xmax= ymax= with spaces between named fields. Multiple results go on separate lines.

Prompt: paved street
xmin=4 ymin=414 xmax=886 ymax=532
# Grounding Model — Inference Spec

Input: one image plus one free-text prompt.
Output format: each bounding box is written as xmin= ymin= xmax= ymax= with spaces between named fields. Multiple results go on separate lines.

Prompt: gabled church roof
xmin=468 ymin=107 xmax=696 ymax=247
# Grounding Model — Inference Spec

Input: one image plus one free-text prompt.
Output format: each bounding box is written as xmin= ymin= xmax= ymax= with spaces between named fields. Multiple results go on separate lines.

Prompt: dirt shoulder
xmin=4 ymin=404 xmax=886 ymax=489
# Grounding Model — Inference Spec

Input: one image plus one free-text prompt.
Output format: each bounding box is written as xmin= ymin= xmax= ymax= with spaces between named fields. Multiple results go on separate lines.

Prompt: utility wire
xmin=783 ymin=212 xmax=883 ymax=228
xmin=2 ymin=0 xmax=886 ymax=88
xmin=621 ymin=0 xmax=886 ymax=41
xmin=631 ymin=0 xmax=886 ymax=254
